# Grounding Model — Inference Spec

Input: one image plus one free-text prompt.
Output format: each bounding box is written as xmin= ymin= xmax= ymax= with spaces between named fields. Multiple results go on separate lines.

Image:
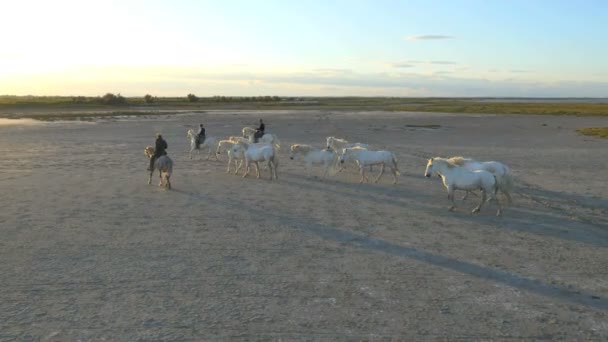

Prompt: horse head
xmin=425 ymin=158 xmax=435 ymax=177
xmin=144 ymin=146 xmax=155 ymax=159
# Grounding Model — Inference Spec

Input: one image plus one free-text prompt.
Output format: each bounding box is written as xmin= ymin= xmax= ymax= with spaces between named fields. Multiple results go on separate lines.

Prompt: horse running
xmin=186 ymin=129 xmax=219 ymax=160
xmin=340 ymin=148 xmax=400 ymax=184
xmin=425 ymin=157 xmax=502 ymax=215
xmin=447 ymin=156 xmax=514 ymax=204
xmin=289 ymin=144 xmax=337 ymax=178
xmin=144 ymin=146 xmax=173 ymax=189
xmin=231 ymin=142 xmax=278 ymax=180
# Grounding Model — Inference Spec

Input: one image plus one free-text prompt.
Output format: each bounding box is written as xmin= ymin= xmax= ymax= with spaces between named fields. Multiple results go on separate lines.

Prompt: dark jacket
xmin=197 ymin=126 xmax=206 ymax=137
xmin=155 ymin=137 xmax=168 ymax=156
xmin=257 ymin=122 xmax=265 ymax=133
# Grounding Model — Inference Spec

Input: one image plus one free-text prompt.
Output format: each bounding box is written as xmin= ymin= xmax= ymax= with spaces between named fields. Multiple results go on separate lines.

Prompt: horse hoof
xmin=448 ymin=207 xmax=455 ymax=212
xmin=472 ymin=208 xmax=480 ymax=213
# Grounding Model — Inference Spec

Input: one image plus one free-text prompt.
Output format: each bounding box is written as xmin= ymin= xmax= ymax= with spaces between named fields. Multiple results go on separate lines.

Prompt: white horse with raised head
xmin=425 ymin=157 xmax=501 ymax=215
xmin=187 ymin=129 xmax=219 ymax=160
xmin=326 ymin=136 xmax=370 ymax=152
xmin=326 ymin=136 xmax=371 ymax=172
xmin=447 ymin=156 xmax=514 ymax=204
xmin=340 ymin=148 xmax=400 ymax=184
xmin=231 ymin=142 xmax=278 ymax=180
xmin=242 ymin=126 xmax=256 ymax=138
xmin=144 ymin=146 xmax=173 ymax=189
xmin=215 ymin=137 xmax=249 ymax=159
xmin=215 ymin=138 xmax=246 ymax=173
xmin=289 ymin=144 xmax=337 ymax=178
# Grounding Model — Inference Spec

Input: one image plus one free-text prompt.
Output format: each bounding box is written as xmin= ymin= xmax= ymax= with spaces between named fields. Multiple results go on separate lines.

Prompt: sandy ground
xmin=0 ymin=110 xmax=607 ymax=341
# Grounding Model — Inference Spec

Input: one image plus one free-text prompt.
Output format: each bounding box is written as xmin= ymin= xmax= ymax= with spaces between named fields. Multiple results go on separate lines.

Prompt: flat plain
xmin=0 ymin=109 xmax=607 ymax=340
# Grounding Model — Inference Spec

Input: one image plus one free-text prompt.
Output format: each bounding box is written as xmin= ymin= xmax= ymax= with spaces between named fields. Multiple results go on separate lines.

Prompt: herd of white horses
xmin=145 ymin=125 xmax=514 ymax=216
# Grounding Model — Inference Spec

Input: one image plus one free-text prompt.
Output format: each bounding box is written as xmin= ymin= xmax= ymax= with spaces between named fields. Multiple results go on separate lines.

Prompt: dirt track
xmin=1 ymin=111 xmax=607 ymax=340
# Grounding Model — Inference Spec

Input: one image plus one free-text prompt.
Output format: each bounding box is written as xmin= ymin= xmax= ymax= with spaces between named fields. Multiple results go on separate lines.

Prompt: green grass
xmin=577 ymin=127 xmax=608 ymax=138
xmin=1 ymin=96 xmax=607 ymax=120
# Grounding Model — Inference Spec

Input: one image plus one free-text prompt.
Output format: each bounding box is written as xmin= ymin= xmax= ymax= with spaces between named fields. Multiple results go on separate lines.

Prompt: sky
xmin=1 ymin=0 xmax=607 ymax=97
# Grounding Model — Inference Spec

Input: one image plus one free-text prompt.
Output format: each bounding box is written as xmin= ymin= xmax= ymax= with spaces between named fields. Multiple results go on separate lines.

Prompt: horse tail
xmin=392 ymin=153 xmax=401 ymax=176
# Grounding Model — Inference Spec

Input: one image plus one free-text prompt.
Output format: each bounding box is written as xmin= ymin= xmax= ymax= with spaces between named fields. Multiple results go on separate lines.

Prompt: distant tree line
xmin=66 ymin=94 xmax=286 ymax=105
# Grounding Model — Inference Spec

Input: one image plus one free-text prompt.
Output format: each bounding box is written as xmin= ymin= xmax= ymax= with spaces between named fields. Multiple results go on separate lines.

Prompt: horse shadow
xmin=171 ymin=186 xmax=608 ymax=312
xmin=279 ymin=170 xmax=608 ymax=247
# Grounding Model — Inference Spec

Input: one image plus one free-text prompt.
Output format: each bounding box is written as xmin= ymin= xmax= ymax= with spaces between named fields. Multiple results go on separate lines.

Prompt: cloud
xmin=510 ymin=69 xmax=529 ymax=73
xmin=406 ymin=35 xmax=454 ymax=41
xmin=3 ymin=64 xmax=607 ymax=97
xmin=390 ymin=63 xmax=415 ymax=68
xmin=430 ymin=60 xmax=457 ymax=65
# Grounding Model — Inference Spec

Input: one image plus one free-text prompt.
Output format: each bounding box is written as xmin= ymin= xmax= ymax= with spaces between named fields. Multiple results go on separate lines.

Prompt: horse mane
xmin=291 ymin=144 xmax=312 ymax=153
xmin=432 ymin=157 xmax=458 ymax=168
xmin=144 ymin=146 xmax=155 ymax=158
xmin=328 ymin=136 xmax=348 ymax=144
xmin=447 ymin=156 xmax=470 ymax=166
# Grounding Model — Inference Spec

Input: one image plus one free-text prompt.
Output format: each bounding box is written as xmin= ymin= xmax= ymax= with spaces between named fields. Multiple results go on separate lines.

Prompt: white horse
xmin=447 ymin=156 xmax=514 ymax=204
xmin=425 ymin=157 xmax=501 ymax=215
xmin=231 ymin=142 xmax=278 ymax=180
xmin=326 ymin=136 xmax=370 ymax=152
xmin=215 ymin=137 xmax=249 ymax=159
xmin=186 ymin=129 xmax=219 ymax=160
xmin=340 ymin=148 xmax=400 ymax=184
xmin=289 ymin=144 xmax=337 ymax=178
xmin=215 ymin=139 xmax=245 ymax=173
xmin=326 ymin=136 xmax=371 ymax=172
xmin=242 ymin=126 xmax=256 ymax=138
xmin=245 ymin=132 xmax=281 ymax=150
xmin=144 ymin=146 xmax=173 ymax=189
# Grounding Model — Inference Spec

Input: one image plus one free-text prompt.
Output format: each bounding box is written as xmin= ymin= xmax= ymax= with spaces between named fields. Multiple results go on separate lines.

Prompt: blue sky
xmin=1 ymin=0 xmax=606 ymax=96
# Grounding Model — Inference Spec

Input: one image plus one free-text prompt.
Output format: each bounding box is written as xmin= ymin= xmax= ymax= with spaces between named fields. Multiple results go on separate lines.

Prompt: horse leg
xmin=243 ymin=160 xmax=250 ymax=178
xmin=235 ymin=160 xmax=244 ymax=175
xmin=494 ymin=195 xmax=502 ymax=216
xmin=391 ymin=167 xmax=398 ymax=184
xmin=472 ymin=191 xmax=486 ymax=213
xmin=374 ymin=164 xmax=385 ymax=183
xmin=359 ymin=166 xmax=368 ymax=183
xmin=447 ymin=186 xmax=456 ymax=211
xmin=267 ymin=160 xmax=273 ymax=180
xmin=322 ymin=162 xmax=329 ymax=179
xmin=503 ymin=190 xmax=513 ymax=206
xmin=254 ymin=162 xmax=261 ymax=179
xmin=148 ymin=171 xmax=153 ymax=185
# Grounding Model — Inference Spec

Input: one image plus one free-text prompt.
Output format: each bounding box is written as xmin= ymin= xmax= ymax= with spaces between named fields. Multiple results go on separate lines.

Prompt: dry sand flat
xmin=0 ymin=110 xmax=607 ymax=340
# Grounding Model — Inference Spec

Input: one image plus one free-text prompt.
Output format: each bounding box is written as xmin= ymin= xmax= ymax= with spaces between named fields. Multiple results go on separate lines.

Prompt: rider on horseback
xmin=253 ymin=119 xmax=265 ymax=143
xmin=148 ymin=133 xmax=168 ymax=171
xmin=196 ymin=124 xmax=206 ymax=148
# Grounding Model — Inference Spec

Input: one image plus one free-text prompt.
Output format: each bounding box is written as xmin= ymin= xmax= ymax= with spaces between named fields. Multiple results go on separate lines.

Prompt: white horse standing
xmin=144 ymin=146 xmax=173 ymax=189
xmin=447 ymin=156 xmax=514 ymax=204
xmin=289 ymin=144 xmax=337 ymax=178
xmin=215 ymin=139 xmax=246 ymax=173
xmin=425 ymin=157 xmax=501 ymax=215
xmin=231 ymin=142 xmax=279 ymax=180
xmin=340 ymin=148 xmax=400 ymax=184
xmin=186 ymin=129 xmax=219 ymax=160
